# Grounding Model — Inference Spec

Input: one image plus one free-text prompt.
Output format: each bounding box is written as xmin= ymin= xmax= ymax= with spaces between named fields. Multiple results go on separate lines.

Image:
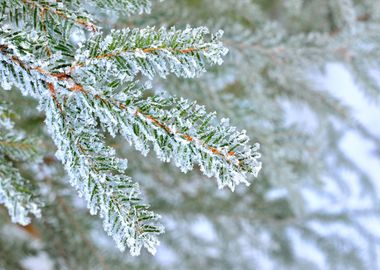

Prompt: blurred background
xmin=2 ymin=0 xmax=380 ymax=269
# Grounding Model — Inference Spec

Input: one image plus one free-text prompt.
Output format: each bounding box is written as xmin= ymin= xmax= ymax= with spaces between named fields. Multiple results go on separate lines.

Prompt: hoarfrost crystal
xmin=0 ymin=0 xmax=261 ymax=256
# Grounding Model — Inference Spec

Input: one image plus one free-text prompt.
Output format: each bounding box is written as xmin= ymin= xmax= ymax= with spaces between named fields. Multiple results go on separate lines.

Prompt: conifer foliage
xmin=0 ymin=0 xmax=262 ymax=256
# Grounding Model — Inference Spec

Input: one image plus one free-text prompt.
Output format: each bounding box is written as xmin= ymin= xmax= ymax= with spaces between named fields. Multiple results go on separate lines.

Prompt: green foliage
xmin=0 ymin=100 xmax=41 ymax=225
xmin=1 ymin=0 xmax=380 ymax=269
xmin=0 ymin=0 xmax=261 ymax=258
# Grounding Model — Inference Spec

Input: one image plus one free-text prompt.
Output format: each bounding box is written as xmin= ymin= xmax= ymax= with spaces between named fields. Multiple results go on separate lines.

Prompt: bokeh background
xmin=2 ymin=0 xmax=380 ymax=269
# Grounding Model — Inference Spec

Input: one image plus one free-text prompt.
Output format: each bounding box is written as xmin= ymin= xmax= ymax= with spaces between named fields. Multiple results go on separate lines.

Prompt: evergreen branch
xmin=1 ymin=25 xmax=227 ymax=87
xmin=0 ymin=28 xmax=53 ymax=59
xmin=0 ymin=15 xmax=261 ymax=255
xmin=1 ymin=36 xmax=261 ymax=191
xmin=0 ymin=0 xmax=97 ymax=32
xmin=0 ymin=133 xmax=37 ymax=161
xmin=86 ymin=0 xmax=154 ymax=16
xmin=45 ymin=98 xmax=163 ymax=255
xmin=0 ymin=100 xmax=41 ymax=226
xmin=0 ymin=35 xmax=75 ymax=98
xmin=0 ymin=101 xmax=38 ymax=161
xmin=84 ymin=87 xmax=262 ymax=190
xmin=0 ymin=44 xmax=56 ymax=98
xmin=0 ymin=156 xmax=41 ymax=225
xmin=1 ymin=43 xmax=164 ymax=255
xmin=72 ymin=26 xmax=228 ymax=85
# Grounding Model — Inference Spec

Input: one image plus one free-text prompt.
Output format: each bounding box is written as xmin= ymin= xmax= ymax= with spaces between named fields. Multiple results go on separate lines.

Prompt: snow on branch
xmin=83 ymin=85 xmax=262 ymax=191
xmin=86 ymin=0 xmax=155 ymax=15
xmin=0 ymin=102 xmax=41 ymax=225
xmin=0 ymin=4 xmax=261 ymax=255
xmin=45 ymin=99 xmax=163 ymax=255
xmin=72 ymin=27 xmax=228 ymax=85
xmin=0 ymin=156 xmax=41 ymax=225
xmin=0 ymin=0 xmax=97 ymax=32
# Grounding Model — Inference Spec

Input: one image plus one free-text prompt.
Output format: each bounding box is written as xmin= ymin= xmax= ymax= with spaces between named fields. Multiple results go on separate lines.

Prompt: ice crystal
xmin=0 ymin=0 xmax=261 ymax=255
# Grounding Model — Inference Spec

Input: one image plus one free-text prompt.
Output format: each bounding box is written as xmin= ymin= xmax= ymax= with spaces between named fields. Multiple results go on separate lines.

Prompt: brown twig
xmin=21 ymin=0 xmax=98 ymax=32
xmin=1 ymin=45 xmax=240 ymax=167
xmin=47 ymin=83 xmax=62 ymax=112
xmin=68 ymin=46 xmax=204 ymax=73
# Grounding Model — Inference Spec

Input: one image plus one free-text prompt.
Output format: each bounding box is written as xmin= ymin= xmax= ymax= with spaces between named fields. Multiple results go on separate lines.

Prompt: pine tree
xmin=1 ymin=0 xmax=380 ymax=269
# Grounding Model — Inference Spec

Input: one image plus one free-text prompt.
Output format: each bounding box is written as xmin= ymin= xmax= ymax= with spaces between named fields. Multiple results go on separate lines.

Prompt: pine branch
xmin=0 ymin=133 xmax=37 ymax=161
xmin=0 ymin=100 xmax=41 ymax=226
xmin=0 ymin=25 xmax=228 ymax=88
xmin=0 ymin=0 xmax=97 ymax=32
xmin=86 ymin=0 xmax=154 ymax=15
xmin=45 ymin=98 xmax=163 ymax=255
xmin=84 ymin=86 xmax=262 ymax=190
xmin=72 ymin=26 xmax=228 ymax=85
xmin=0 ymin=156 xmax=41 ymax=225
xmin=0 ymin=35 xmax=260 ymax=191
xmin=0 ymin=7 xmax=262 ymax=256
xmin=0 ymin=100 xmax=37 ymax=162
xmin=1 ymin=45 xmax=163 ymax=254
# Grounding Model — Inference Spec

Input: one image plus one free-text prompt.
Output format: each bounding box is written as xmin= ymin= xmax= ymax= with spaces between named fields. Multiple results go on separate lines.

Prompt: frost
xmin=73 ymin=26 xmax=229 ymax=86
xmin=135 ymin=49 xmax=147 ymax=58
xmin=44 ymin=99 xmax=163 ymax=256
xmin=1 ymin=80 xmax=11 ymax=90
xmin=79 ymin=87 xmax=262 ymax=191
xmin=88 ymin=0 xmax=152 ymax=16
xmin=0 ymin=2 xmax=261 ymax=256
xmin=0 ymin=158 xmax=41 ymax=225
